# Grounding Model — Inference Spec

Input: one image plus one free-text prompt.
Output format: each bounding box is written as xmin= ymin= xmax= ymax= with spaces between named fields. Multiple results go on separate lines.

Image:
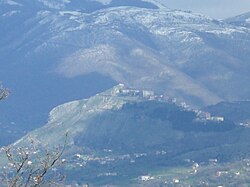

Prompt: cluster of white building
xmin=115 ymin=84 xmax=225 ymax=123
xmin=113 ymin=84 xmax=178 ymax=103
xmin=113 ymin=84 xmax=155 ymax=98
xmin=239 ymin=122 xmax=250 ymax=127
xmin=139 ymin=175 xmax=155 ymax=181
xmin=195 ymin=111 xmax=224 ymax=122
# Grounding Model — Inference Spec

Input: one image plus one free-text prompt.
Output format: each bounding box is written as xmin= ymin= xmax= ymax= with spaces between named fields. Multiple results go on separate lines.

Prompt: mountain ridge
xmin=225 ymin=11 xmax=250 ymax=28
xmin=2 ymin=0 xmax=250 ymax=108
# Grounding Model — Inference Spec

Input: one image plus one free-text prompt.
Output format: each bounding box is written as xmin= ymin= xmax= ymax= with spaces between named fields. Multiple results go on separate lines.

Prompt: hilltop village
xmin=112 ymin=84 xmax=224 ymax=123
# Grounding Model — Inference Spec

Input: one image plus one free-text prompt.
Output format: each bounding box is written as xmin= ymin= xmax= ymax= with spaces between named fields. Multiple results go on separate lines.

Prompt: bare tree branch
xmin=0 ymin=133 xmax=68 ymax=187
xmin=0 ymin=84 xmax=10 ymax=101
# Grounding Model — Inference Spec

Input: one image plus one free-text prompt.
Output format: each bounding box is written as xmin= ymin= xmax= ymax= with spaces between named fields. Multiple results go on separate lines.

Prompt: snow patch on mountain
xmin=2 ymin=10 xmax=20 ymax=17
xmin=141 ymin=0 xmax=167 ymax=8
xmin=205 ymin=28 xmax=246 ymax=35
xmin=58 ymin=45 xmax=120 ymax=77
xmin=1 ymin=0 xmax=22 ymax=6
xmin=59 ymin=11 xmax=82 ymax=16
xmin=37 ymin=0 xmax=68 ymax=9
xmin=91 ymin=0 xmax=112 ymax=5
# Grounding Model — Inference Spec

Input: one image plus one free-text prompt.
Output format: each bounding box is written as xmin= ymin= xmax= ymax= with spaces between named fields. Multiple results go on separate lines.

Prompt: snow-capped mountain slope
xmin=225 ymin=12 xmax=250 ymax=28
xmin=1 ymin=0 xmax=250 ymax=133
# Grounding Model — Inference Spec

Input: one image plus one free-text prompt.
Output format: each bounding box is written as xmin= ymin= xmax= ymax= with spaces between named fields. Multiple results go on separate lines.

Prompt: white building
xmin=140 ymin=175 xmax=154 ymax=181
xmin=142 ymin=90 xmax=154 ymax=98
xmin=210 ymin=116 xmax=224 ymax=122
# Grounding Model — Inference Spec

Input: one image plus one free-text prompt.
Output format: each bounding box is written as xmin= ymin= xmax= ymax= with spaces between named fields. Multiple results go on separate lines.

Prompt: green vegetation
xmin=1 ymin=86 xmax=249 ymax=186
xmin=204 ymin=101 xmax=250 ymax=122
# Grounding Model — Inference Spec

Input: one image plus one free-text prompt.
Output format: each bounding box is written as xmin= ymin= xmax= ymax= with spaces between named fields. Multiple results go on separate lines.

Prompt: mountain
xmin=225 ymin=12 xmax=250 ymax=28
xmin=204 ymin=100 xmax=250 ymax=123
xmin=1 ymin=0 xmax=250 ymax=142
xmin=5 ymin=85 xmax=250 ymax=186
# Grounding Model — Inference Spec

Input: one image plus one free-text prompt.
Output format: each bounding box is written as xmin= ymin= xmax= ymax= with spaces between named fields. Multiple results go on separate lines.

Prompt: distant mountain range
xmin=0 ymin=0 xmax=250 ymax=143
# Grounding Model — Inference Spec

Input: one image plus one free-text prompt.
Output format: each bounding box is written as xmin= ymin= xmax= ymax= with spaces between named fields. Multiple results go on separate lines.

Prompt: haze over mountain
xmin=0 ymin=0 xmax=250 ymax=143
xmin=160 ymin=0 xmax=250 ymax=19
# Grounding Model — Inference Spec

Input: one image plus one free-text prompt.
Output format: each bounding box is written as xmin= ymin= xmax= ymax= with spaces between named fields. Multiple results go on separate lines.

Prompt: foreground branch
xmin=0 ymin=133 xmax=68 ymax=187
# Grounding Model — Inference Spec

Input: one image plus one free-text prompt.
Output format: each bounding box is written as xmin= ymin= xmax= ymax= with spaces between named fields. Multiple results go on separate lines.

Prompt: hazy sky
xmin=160 ymin=0 xmax=250 ymax=19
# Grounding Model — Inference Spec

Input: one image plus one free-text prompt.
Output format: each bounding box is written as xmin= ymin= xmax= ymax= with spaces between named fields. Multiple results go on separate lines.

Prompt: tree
xmin=0 ymin=134 xmax=68 ymax=187
xmin=0 ymin=84 xmax=10 ymax=100
xmin=0 ymin=83 xmax=67 ymax=186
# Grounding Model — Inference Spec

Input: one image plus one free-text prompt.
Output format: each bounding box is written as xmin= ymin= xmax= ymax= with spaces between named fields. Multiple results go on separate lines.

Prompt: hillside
xmin=3 ymin=85 xmax=249 ymax=186
xmin=204 ymin=101 xmax=250 ymax=124
xmin=225 ymin=12 xmax=250 ymax=28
